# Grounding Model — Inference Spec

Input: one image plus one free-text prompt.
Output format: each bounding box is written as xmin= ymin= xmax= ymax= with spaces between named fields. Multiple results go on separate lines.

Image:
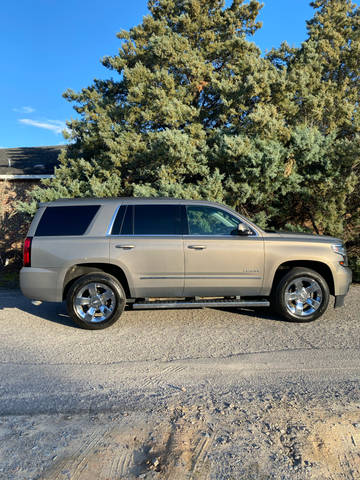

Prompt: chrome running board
xmin=132 ymin=298 xmax=270 ymax=310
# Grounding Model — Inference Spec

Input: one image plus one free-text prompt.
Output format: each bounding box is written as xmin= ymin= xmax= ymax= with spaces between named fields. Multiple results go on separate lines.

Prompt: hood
xmin=263 ymin=230 xmax=343 ymax=244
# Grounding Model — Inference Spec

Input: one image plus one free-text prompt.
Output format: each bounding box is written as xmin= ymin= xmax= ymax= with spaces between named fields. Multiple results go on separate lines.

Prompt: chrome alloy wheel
xmin=284 ymin=277 xmax=323 ymax=317
xmin=74 ymin=282 xmax=116 ymax=323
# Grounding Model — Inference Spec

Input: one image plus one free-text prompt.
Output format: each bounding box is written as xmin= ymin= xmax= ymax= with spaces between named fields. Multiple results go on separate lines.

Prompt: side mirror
xmin=237 ymin=223 xmax=253 ymax=236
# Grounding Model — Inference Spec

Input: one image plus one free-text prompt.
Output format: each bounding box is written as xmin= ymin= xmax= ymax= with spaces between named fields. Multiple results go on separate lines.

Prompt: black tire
xmin=66 ymin=273 xmax=126 ymax=330
xmin=273 ymin=267 xmax=330 ymax=323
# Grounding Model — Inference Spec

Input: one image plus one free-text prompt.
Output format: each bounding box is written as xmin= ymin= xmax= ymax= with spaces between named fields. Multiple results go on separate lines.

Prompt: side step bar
xmin=132 ymin=299 xmax=270 ymax=310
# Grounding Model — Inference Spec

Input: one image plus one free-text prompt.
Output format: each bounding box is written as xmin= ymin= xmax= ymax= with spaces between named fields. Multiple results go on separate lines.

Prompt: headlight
xmin=331 ymin=244 xmax=346 ymax=256
xmin=331 ymin=244 xmax=348 ymax=266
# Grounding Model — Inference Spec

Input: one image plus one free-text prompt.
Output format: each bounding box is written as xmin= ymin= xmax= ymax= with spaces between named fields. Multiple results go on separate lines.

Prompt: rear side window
xmin=35 ymin=205 xmax=100 ymax=236
xmin=122 ymin=206 xmax=133 ymax=235
xmin=110 ymin=204 xmax=181 ymax=235
xmin=134 ymin=205 xmax=181 ymax=235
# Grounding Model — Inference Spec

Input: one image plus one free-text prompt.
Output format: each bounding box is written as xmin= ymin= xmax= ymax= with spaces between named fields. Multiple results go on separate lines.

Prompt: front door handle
xmin=115 ymin=245 xmax=135 ymax=250
xmin=188 ymin=245 xmax=207 ymax=250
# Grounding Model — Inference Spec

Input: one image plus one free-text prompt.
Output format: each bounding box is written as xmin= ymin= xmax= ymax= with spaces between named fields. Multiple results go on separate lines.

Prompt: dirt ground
xmin=1 ymin=390 xmax=359 ymax=480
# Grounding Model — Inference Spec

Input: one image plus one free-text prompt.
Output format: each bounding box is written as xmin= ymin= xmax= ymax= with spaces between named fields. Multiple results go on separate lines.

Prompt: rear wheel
xmin=67 ymin=273 xmax=126 ymax=330
xmin=273 ymin=267 xmax=330 ymax=322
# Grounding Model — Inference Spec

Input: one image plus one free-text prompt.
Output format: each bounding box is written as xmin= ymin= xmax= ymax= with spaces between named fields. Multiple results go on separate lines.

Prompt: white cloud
xmin=19 ymin=118 xmax=67 ymax=135
xmin=13 ymin=106 xmax=35 ymax=114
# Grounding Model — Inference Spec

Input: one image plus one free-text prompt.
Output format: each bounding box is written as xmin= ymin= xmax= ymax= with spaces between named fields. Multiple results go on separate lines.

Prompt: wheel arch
xmin=63 ymin=263 xmax=132 ymax=300
xmin=271 ymin=260 xmax=335 ymax=296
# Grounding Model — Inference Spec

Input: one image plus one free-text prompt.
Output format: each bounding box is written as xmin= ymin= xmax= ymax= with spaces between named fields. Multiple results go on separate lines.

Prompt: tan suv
xmin=20 ymin=198 xmax=352 ymax=329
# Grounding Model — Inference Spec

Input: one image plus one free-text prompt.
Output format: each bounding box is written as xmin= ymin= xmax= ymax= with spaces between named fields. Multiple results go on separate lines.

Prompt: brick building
xmin=0 ymin=146 xmax=63 ymax=269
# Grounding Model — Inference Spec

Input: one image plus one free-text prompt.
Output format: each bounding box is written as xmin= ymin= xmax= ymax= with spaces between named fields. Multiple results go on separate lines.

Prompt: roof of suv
xmin=40 ymin=197 xmax=225 ymax=207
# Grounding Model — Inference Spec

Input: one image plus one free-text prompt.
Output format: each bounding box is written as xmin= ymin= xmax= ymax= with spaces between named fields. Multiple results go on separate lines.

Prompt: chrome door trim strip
xmin=140 ymin=276 xmax=184 ymax=280
xmin=140 ymin=276 xmax=262 ymax=280
xmin=185 ymin=276 xmax=263 ymax=280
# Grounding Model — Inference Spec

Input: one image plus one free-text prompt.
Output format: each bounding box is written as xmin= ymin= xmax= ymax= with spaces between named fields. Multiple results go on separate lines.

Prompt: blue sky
xmin=1 ymin=0 xmax=314 ymax=148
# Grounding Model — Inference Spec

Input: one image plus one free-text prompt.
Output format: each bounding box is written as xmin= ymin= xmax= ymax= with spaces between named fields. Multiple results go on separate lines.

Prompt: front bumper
xmin=333 ymin=265 xmax=352 ymax=309
xmin=333 ymin=265 xmax=352 ymax=296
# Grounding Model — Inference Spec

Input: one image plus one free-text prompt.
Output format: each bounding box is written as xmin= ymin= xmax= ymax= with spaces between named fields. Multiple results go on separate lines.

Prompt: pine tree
xmin=18 ymin=0 xmax=359 ymax=273
xmin=268 ymin=0 xmax=360 ymax=266
xmin=304 ymin=0 xmax=360 ymax=262
xmin=19 ymin=0 xmax=293 ymax=220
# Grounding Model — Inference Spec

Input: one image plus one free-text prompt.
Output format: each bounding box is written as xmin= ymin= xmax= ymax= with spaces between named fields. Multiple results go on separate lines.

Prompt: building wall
xmin=0 ymin=180 xmax=37 ymax=268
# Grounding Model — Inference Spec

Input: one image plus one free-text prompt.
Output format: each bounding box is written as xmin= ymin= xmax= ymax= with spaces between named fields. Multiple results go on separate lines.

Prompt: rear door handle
xmin=115 ymin=245 xmax=135 ymax=250
xmin=188 ymin=245 xmax=207 ymax=250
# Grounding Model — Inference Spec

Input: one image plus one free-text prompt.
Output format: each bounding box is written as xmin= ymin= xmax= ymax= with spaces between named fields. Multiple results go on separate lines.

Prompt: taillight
xmin=23 ymin=237 xmax=32 ymax=267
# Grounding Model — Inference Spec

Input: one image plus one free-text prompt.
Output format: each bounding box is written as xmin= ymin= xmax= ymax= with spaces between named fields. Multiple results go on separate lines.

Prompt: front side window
xmin=186 ymin=206 xmax=247 ymax=236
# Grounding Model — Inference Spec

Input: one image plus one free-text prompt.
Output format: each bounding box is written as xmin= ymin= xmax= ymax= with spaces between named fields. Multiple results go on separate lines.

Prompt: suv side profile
xmin=20 ymin=198 xmax=352 ymax=330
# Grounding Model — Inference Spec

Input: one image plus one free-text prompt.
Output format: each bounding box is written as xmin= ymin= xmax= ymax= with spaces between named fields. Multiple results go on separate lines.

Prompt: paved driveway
xmin=0 ymin=286 xmax=359 ymax=416
xmin=0 ymin=287 xmax=360 ymax=479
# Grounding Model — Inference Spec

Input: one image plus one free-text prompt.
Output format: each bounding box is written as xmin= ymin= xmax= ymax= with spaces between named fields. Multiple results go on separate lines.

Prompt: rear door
xmin=183 ymin=205 xmax=264 ymax=296
xmin=109 ymin=204 xmax=184 ymax=298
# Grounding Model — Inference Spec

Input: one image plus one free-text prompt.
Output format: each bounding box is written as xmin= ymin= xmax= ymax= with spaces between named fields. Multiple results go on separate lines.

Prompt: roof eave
xmin=0 ymin=174 xmax=55 ymax=180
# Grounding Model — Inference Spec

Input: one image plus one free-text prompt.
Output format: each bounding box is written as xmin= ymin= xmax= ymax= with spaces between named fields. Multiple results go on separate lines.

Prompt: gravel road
xmin=0 ymin=286 xmax=359 ymax=479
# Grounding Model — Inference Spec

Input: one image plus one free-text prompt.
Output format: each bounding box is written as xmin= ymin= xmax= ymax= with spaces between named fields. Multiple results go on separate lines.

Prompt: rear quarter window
xmin=35 ymin=205 xmax=100 ymax=236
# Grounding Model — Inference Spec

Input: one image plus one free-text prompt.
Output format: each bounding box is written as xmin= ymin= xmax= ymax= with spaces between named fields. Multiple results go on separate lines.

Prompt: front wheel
xmin=273 ymin=267 xmax=330 ymax=322
xmin=67 ymin=273 xmax=126 ymax=330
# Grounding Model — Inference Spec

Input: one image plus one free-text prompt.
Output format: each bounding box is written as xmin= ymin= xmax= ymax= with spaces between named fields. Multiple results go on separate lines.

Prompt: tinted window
xmin=134 ymin=205 xmax=180 ymax=235
xmin=186 ymin=206 xmax=240 ymax=236
xmin=111 ymin=205 xmax=126 ymax=235
xmin=35 ymin=205 xmax=100 ymax=236
xmin=121 ymin=206 xmax=133 ymax=235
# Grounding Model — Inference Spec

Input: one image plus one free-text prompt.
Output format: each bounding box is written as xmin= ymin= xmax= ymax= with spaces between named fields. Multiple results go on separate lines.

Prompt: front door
xmin=183 ymin=205 xmax=264 ymax=296
xmin=109 ymin=204 xmax=184 ymax=298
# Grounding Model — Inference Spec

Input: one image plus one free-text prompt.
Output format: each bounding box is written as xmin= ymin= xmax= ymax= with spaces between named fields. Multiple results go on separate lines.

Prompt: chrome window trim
xmin=182 ymin=234 xmax=260 ymax=239
xmin=106 ymin=203 xmax=261 ymax=237
xmin=107 ymin=234 xmax=260 ymax=238
xmin=108 ymin=234 xmax=184 ymax=238
xmin=106 ymin=204 xmax=122 ymax=236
